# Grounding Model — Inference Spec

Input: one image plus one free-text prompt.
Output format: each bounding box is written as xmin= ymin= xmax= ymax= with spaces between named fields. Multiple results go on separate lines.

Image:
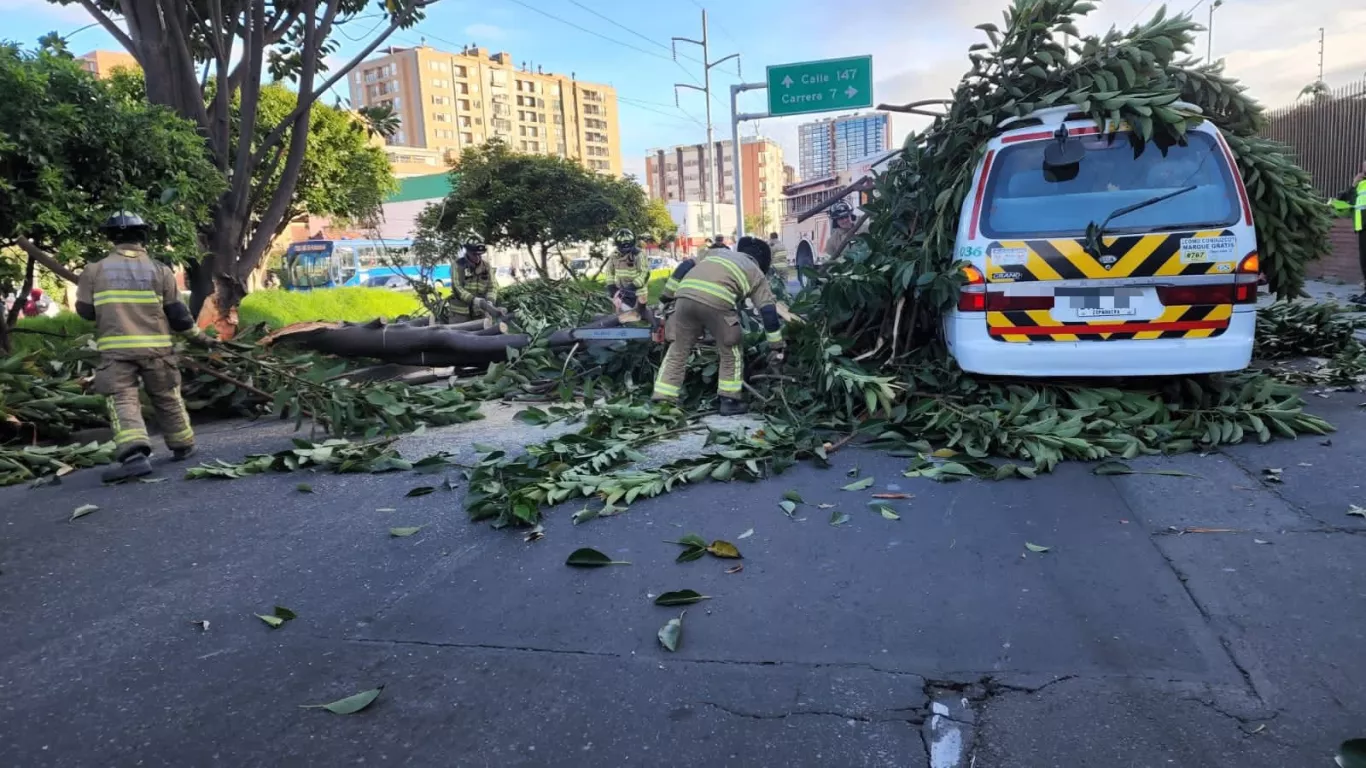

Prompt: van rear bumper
xmin=944 ymin=307 xmax=1255 ymax=377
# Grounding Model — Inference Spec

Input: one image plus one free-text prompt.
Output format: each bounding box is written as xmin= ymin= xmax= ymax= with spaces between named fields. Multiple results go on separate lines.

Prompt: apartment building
xmin=348 ymin=44 xmax=622 ymax=175
xmin=643 ymin=136 xmax=786 ymax=236
xmin=77 ymin=50 xmax=139 ymax=78
xmin=797 ymin=112 xmax=891 ymax=180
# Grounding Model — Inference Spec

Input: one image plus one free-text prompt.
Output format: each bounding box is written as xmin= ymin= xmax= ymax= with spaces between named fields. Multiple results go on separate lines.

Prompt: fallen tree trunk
xmin=263 ymin=315 xmax=627 ymax=367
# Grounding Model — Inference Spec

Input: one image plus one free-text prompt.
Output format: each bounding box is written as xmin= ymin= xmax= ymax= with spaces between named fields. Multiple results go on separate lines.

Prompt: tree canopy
xmin=420 ymin=140 xmax=649 ymax=277
xmin=642 ymin=198 xmax=678 ymax=246
xmin=47 ymin=0 xmax=436 ymax=319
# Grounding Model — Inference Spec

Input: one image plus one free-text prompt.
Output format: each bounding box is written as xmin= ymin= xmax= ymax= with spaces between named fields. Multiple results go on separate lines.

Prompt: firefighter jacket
xmin=606 ymin=248 xmax=649 ymax=291
xmin=75 ymin=244 xmax=196 ymax=360
xmin=669 ymin=250 xmax=783 ymax=347
xmin=453 ymin=256 xmax=497 ymax=305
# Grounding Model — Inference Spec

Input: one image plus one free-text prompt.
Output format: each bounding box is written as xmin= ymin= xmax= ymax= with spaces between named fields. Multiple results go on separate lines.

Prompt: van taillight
xmin=957 ymin=266 xmax=987 ymax=311
xmin=1234 ymin=252 xmax=1259 ymax=304
xmin=1157 ymin=284 xmax=1234 ymax=305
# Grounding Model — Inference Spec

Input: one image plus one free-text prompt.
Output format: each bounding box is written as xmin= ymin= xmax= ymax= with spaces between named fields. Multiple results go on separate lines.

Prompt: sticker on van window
xmin=989 ymin=247 xmax=1030 ymax=266
xmin=1179 ymin=236 xmax=1236 ymax=264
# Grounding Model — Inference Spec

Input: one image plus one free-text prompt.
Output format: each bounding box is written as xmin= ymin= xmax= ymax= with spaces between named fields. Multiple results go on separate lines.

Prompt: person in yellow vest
xmin=605 ymin=228 xmax=650 ymax=311
xmin=75 ymin=212 xmax=212 ymax=482
xmin=1332 ymin=162 xmax=1366 ymax=304
xmin=652 ymin=236 xmax=784 ymax=416
xmin=767 ymin=232 xmax=789 ymax=282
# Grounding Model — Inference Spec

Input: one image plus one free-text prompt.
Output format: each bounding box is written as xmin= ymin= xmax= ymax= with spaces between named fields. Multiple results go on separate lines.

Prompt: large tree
xmin=0 ymin=43 xmax=222 ymax=352
xmin=423 ymin=140 xmax=649 ymax=278
xmin=51 ymin=0 xmax=434 ymax=319
xmin=108 ymin=70 xmax=396 ymax=247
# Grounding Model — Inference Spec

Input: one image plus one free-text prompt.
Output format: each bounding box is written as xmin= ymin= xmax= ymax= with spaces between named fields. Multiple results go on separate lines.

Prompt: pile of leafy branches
xmin=820 ymin=0 xmax=1333 ymax=360
xmin=0 ymin=440 xmax=114 ymax=487
xmin=1254 ymin=301 xmax=1366 ymax=384
xmin=184 ymin=437 xmax=458 ymax=480
xmin=0 ymin=350 xmax=108 ymax=442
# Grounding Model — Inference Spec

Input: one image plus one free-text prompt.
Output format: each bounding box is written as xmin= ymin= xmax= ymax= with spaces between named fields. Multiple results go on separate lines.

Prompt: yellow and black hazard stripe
xmin=985 ymin=229 xmax=1236 ymax=283
xmin=988 ymin=304 xmax=1232 ymax=343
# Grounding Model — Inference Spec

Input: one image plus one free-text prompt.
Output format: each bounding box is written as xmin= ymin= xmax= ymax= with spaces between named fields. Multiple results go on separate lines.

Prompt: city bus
xmin=281 ymin=238 xmax=446 ymax=290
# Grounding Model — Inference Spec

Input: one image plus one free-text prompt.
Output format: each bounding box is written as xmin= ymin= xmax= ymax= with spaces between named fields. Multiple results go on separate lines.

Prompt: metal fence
xmin=1260 ymin=78 xmax=1366 ymax=197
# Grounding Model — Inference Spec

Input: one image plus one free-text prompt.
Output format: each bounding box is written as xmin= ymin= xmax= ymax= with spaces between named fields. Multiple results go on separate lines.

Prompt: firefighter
xmin=1332 ymin=162 xmax=1366 ymax=304
xmin=605 ymin=228 xmax=649 ymax=311
xmin=652 ymin=236 xmax=784 ymax=416
xmin=452 ymin=238 xmax=499 ymax=319
xmin=75 ymin=212 xmax=210 ymax=482
xmin=768 ymin=232 xmax=789 ymax=281
xmin=824 ymin=200 xmax=861 ymax=261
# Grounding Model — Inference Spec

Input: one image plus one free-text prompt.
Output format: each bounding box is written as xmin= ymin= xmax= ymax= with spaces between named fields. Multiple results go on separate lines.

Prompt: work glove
xmin=766 ymin=345 xmax=786 ymax=366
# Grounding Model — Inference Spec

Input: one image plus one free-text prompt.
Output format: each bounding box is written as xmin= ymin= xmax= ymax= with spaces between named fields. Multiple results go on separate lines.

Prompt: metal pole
xmin=1207 ymin=0 xmax=1223 ymax=61
xmin=732 ymin=83 xmax=744 ymax=239
xmin=700 ymin=10 xmax=716 ymax=238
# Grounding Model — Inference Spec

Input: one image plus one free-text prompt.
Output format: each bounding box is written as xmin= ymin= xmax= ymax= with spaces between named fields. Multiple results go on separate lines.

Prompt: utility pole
xmin=673 ymin=10 xmax=739 ymax=240
xmin=1318 ymin=27 xmax=1325 ymax=83
xmin=1207 ymin=0 xmax=1224 ymax=61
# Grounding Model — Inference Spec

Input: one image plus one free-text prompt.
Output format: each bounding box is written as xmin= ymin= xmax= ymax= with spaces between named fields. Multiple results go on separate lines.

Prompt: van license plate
xmin=1075 ymin=306 xmax=1137 ymax=318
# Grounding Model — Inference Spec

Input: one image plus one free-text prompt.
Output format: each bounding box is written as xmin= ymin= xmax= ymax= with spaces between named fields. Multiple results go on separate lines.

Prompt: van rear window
xmin=980 ymin=131 xmax=1239 ymax=239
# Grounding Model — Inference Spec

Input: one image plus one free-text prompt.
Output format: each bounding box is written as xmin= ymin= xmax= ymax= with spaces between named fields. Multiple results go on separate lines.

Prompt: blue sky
xmin=6 ymin=0 xmax=1365 ymax=180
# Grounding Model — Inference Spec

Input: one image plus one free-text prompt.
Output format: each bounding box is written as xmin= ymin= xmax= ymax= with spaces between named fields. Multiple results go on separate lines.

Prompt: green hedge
xmin=238 ymin=287 xmax=424 ymax=328
xmin=11 ymin=312 xmax=95 ymax=358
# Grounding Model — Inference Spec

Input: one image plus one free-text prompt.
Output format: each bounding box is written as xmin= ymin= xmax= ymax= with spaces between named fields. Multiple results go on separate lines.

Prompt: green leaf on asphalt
xmin=296 ymin=483 xmax=313 ymax=493
xmin=782 ymin=489 xmax=804 ymax=503
xmin=376 ymin=508 xmax=396 ymax=513
xmin=676 ymin=546 xmax=706 ymax=563
xmin=301 ymin=686 xmax=384 ymax=715
xmin=655 ymin=589 xmax=710 ymax=606
xmin=139 ymin=477 xmax=167 ymax=484
xmin=842 ymin=476 xmax=874 ymax=491
xmin=70 ymin=504 xmax=98 ymax=521
xmin=389 ymin=526 xmax=425 ymax=537
xmin=874 ymin=505 xmax=900 ymax=520
xmin=737 ymin=528 xmax=754 ymax=540
xmin=1347 ymin=505 xmax=1366 ymax=519
xmin=829 ymin=510 xmax=851 ymax=526
xmin=711 ymin=461 xmax=734 ymax=481
xmin=675 ymin=533 xmax=707 ymax=549
xmin=706 ymin=540 xmax=741 ymax=559
xmin=1093 ymin=460 xmax=1135 ymax=475
xmin=658 ymin=611 xmax=685 ymax=652
xmin=779 ymin=499 xmax=797 ymax=516
xmin=1025 ymin=542 xmax=1051 ymax=553
xmin=1338 ymin=739 xmax=1366 ymax=768
xmin=406 ymin=486 xmax=436 ymax=497
xmin=256 ymin=613 xmax=285 ymax=628
xmin=566 ymin=547 xmax=629 ymax=567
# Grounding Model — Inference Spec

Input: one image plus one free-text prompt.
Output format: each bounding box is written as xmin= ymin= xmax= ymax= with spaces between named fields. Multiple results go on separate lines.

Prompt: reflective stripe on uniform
xmin=766 ymin=330 xmax=783 ymax=344
xmin=1355 ymin=181 xmax=1366 ymax=231
xmin=677 ymin=279 xmax=736 ymax=304
xmin=664 ymin=277 xmax=681 ymax=294
xmin=93 ymin=289 xmax=161 ymax=306
xmin=712 ymin=257 xmax=751 ymax=295
xmin=97 ymin=334 xmax=172 ymax=351
xmin=652 ymin=380 xmax=681 ymax=398
xmin=113 ymin=428 xmax=149 ymax=445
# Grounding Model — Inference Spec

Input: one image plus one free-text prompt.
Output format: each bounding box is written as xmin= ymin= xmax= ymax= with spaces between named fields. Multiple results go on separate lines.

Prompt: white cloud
xmin=464 ymin=23 xmax=507 ymax=41
xmin=0 ymin=0 xmax=95 ymax=26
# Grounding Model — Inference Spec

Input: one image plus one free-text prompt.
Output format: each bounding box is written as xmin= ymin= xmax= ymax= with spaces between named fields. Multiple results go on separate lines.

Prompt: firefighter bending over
xmin=75 ymin=212 xmax=212 ymax=482
xmin=453 ymin=238 xmax=499 ymax=320
xmin=605 ymin=228 xmax=649 ymax=311
xmin=651 ymin=236 xmax=784 ymax=416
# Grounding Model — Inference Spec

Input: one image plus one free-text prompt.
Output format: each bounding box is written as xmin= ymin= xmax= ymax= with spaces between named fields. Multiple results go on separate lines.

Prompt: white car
xmin=944 ymin=104 xmax=1259 ymax=377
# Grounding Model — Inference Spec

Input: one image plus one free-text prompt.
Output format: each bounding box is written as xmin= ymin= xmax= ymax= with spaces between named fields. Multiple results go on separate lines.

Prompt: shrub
xmin=11 ymin=312 xmax=95 ymax=357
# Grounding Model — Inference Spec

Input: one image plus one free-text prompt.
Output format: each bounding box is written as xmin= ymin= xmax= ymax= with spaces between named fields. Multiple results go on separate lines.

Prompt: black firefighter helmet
xmin=736 ymin=236 xmax=772 ymax=275
xmin=100 ymin=211 xmax=149 ymax=244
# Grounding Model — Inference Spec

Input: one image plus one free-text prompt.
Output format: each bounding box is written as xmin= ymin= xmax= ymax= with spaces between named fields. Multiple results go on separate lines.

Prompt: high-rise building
xmin=77 ymin=50 xmax=139 ymax=79
xmin=643 ymin=136 xmax=785 ymax=236
xmin=797 ymin=112 xmax=891 ymax=180
xmin=348 ymin=44 xmax=622 ymax=175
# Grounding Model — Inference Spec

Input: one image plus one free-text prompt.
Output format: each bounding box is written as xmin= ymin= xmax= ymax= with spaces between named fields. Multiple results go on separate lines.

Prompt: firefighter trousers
xmin=93 ymin=357 xmax=195 ymax=461
xmin=652 ymin=297 xmax=745 ymax=401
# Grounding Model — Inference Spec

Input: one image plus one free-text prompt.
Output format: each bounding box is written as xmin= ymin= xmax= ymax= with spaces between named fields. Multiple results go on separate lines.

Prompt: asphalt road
xmin=2 ymin=394 xmax=1365 ymax=767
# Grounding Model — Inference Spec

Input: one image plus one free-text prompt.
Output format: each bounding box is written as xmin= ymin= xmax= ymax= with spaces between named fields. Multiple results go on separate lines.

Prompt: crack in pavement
xmin=1217 ymin=448 xmax=1335 ymax=529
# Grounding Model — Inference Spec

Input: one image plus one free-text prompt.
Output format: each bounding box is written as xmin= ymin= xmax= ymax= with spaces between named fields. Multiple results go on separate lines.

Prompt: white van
xmin=944 ymin=104 xmax=1259 ymax=377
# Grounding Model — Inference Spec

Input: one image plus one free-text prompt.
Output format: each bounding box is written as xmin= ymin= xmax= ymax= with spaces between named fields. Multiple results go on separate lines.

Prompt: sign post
xmin=731 ymin=55 xmax=873 ymax=239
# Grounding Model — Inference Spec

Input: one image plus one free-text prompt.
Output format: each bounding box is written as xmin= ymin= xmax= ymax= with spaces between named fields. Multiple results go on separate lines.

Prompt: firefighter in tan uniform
xmin=451 ymin=238 xmax=499 ymax=320
xmin=605 ymin=229 xmax=650 ymax=311
xmin=652 ymin=237 xmax=784 ymax=416
xmin=824 ymin=200 xmax=865 ymax=261
xmin=75 ymin=212 xmax=210 ymax=482
xmin=768 ymin=232 xmax=789 ymax=281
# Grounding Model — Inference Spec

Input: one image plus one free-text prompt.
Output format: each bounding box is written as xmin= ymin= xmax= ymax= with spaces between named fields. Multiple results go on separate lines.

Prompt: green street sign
xmin=766 ymin=56 xmax=874 ymax=117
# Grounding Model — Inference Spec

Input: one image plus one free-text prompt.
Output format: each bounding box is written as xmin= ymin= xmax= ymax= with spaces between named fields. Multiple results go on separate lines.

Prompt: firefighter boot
xmin=718 ymin=398 xmax=748 ymax=417
xmin=101 ymin=453 xmax=154 ymax=483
